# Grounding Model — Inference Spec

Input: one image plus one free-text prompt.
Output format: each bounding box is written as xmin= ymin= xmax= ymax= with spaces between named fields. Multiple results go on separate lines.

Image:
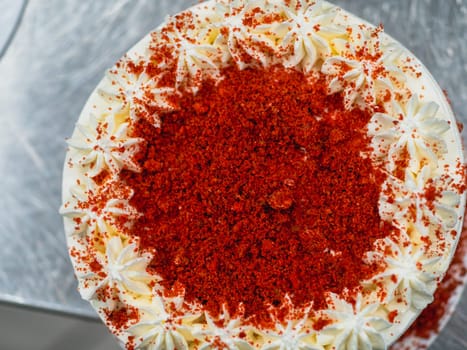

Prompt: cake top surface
xmin=60 ymin=1 xmax=466 ymax=349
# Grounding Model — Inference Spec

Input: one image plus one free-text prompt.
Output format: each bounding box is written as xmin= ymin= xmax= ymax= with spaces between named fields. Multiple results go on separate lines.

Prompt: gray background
xmin=0 ymin=0 xmax=465 ymax=349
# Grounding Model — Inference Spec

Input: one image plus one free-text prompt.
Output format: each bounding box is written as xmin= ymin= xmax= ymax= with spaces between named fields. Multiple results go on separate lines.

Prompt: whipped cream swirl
xmin=317 ymin=294 xmax=390 ymax=350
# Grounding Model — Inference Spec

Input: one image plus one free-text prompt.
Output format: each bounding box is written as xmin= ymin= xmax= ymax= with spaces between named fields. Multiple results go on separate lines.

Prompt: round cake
xmin=60 ymin=1 xmax=466 ymax=349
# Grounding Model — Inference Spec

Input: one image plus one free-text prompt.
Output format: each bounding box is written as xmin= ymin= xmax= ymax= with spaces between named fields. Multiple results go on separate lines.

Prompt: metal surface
xmin=0 ymin=0 xmax=465 ymax=348
xmin=0 ymin=0 xmax=27 ymax=58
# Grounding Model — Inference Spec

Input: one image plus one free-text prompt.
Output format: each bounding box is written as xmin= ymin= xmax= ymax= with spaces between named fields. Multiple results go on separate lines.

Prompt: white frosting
xmin=66 ymin=113 xmax=143 ymax=176
xmin=321 ymin=26 xmax=404 ymax=108
xmin=369 ymin=237 xmax=439 ymax=310
xmin=155 ymin=15 xmax=224 ymax=89
xmin=127 ymin=296 xmax=196 ymax=350
xmin=275 ymin=0 xmax=342 ymax=72
xmin=317 ymin=294 xmax=390 ymax=350
xmin=261 ymin=315 xmax=321 ymax=350
xmin=60 ymin=178 xmax=139 ymax=237
xmin=194 ymin=310 xmax=254 ymax=350
xmin=60 ymin=177 xmax=99 ymax=236
xmin=215 ymin=0 xmax=278 ymax=68
xmin=77 ymin=236 xmax=154 ymax=302
xmin=378 ymin=166 xmax=460 ymax=233
xmin=60 ymin=1 xmax=466 ymax=349
xmin=99 ymin=65 xmax=148 ymax=119
xmin=99 ymin=63 xmax=178 ymax=128
xmin=368 ymin=94 xmax=450 ymax=173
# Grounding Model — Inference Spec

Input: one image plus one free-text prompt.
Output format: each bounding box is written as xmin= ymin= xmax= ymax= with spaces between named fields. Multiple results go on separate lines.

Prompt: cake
xmin=60 ymin=1 xmax=466 ymax=349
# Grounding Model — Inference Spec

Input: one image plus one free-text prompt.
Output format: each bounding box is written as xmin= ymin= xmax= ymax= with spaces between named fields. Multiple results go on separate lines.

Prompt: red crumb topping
xmin=119 ymin=65 xmax=394 ymax=327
